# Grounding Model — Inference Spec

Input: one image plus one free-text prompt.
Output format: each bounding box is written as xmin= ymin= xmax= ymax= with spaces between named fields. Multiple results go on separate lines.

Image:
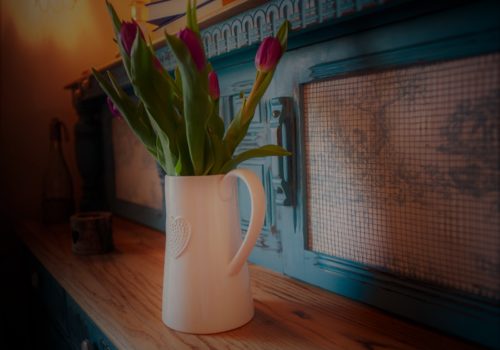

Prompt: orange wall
xmin=0 ymin=1 xmax=134 ymax=220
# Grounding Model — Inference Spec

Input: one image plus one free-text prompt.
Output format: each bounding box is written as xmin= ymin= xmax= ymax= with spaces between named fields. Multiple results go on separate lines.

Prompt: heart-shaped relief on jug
xmin=167 ymin=216 xmax=191 ymax=259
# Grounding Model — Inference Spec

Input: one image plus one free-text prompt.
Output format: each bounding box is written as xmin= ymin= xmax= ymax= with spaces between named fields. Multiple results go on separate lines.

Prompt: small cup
xmin=70 ymin=212 xmax=113 ymax=255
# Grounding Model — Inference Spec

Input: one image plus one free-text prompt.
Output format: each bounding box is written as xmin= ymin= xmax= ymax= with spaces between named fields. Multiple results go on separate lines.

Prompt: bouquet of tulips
xmin=92 ymin=1 xmax=290 ymax=176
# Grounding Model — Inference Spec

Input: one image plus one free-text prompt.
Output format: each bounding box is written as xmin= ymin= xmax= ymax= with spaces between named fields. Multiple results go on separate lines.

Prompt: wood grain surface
xmin=16 ymin=218 xmax=480 ymax=350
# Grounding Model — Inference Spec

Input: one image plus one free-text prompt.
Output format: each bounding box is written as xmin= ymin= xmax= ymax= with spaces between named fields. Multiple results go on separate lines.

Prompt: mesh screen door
xmin=302 ymin=53 xmax=500 ymax=301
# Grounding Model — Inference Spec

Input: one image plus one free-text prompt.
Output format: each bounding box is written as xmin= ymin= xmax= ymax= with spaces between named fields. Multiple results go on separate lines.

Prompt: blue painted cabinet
xmin=30 ymin=256 xmax=117 ymax=350
xmin=74 ymin=0 xmax=500 ymax=348
xmin=211 ymin=0 xmax=500 ymax=348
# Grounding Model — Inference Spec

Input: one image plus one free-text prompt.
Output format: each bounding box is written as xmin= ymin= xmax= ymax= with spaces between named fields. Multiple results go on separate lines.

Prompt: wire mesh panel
xmin=303 ymin=53 xmax=500 ymax=301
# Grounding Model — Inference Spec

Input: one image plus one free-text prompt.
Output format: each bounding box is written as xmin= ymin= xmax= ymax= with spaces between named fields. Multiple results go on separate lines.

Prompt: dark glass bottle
xmin=42 ymin=118 xmax=75 ymax=224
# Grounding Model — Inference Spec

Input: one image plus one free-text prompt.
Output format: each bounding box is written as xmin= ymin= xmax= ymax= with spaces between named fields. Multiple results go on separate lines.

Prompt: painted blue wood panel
xmin=67 ymin=294 xmax=118 ymax=350
xmin=31 ymin=254 xmax=117 ymax=349
xmin=37 ymin=263 xmax=68 ymax=334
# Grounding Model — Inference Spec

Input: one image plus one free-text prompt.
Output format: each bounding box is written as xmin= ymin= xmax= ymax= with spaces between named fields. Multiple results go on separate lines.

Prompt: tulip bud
xmin=153 ymin=56 xmax=163 ymax=72
xmin=208 ymin=71 xmax=220 ymax=100
xmin=107 ymin=97 xmax=122 ymax=119
xmin=255 ymin=37 xmax=282 ymax=73
xmin=177 ymin=28 xmax=206 ymax=71
xmin=120 ymin=20 xmax=144 ymax=55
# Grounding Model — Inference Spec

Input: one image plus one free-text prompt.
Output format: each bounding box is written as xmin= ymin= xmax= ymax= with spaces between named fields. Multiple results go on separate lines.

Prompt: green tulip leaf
xmin=223 ymin=94 xmax=250 ymax=157
xmin=107 ymin=72 xmax=159 ymax=156
xmin=98 ymin=2 xmax=290 ymax=176
xmin=166 ymin=32 xmax=210 ymax=175
xmin=220 ymin=145 xmax=291 ymax=173
xmin=207 ymin=130 xmax=229 ymax=174
xmin=156 ymin=134 xmax=166 ymax=173
xmin=208 ymin=102 xmax=224 ymax=138
xmin=173 ymin=66 xmax=184 ymax=115
xmin=105 ymin=1 xmax=135 ymax=83
xmin=174 ymin=66 xmax=183 ymax=93
xmin=152 ymin=119 xmax=177 ymax=175
xmin=128 ymin=33 xmax=182 ymax=174
xmin=174 ymin=123 xmax=194 ymax=175
xmin=91 ymin=68 xmax=158 ymax=160
xmin=277 ymin=20 xmax=290 ymax=52
xmin=105 ymin=0 xmax=122 ymax=41
xmin=148 ymin=43 xmax=181 ymax=101
xmin=223 ymin=20 xmax=290 ymax=157
xmin=186 ymin=0 xmax=200 ymax=34
xmin=205 ymin=103 xmax=228 ymax=174
xmin=203 ymin=136 xmax=215 ymax=175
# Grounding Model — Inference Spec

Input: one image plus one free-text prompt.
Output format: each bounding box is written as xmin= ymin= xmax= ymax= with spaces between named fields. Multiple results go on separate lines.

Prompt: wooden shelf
xmin=16 ymin=218 xmax=479 ymax=349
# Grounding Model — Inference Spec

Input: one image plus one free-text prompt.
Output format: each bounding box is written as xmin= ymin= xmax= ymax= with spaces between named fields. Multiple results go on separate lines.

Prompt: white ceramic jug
xmin=161 ymin=169 xmax=266 ymax=334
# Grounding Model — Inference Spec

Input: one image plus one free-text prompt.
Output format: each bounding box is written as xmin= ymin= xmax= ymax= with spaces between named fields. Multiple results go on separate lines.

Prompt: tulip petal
xmin=255 ymin=37 xmax=282 ymax=72
xmin=106 ymin=97 xmax=122 ymax=119
xmin=208 ymin=71 xmax=220 ymax=100
xmin=178 ymin=28 xmax=206 ymax=71
xmin=120 ymin=21 xmax=140 ymax=55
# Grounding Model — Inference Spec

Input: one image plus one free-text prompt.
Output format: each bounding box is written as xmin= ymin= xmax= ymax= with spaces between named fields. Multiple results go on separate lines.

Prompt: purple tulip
xmin=153 ymin=56 xmax=163 ymax=72
xmin=107 ymin=97 xmax=122 ymax=119
xmin=120 ymin=20 xmax=144 ymax=55
xmin=255 ymin=37 xmax=282 ymax=72
xmin=208 ymin=71 xmax=220 ymax=100
xmin=177 ymin=28 xmax=206 ymax=71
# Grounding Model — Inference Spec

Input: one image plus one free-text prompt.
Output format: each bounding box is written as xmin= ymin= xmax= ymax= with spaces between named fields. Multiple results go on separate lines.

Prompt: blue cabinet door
xmin=66 ymin=295 xmax=118 ymax=350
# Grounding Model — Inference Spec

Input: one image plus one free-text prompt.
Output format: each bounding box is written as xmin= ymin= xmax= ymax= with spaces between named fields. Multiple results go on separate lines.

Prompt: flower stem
xmin=242 ymin=71 xmax=266 ymax=123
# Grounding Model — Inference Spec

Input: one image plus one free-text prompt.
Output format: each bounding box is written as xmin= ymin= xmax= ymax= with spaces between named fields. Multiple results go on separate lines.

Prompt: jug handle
xmin=224 ymin=169 xmax=266 ymax=276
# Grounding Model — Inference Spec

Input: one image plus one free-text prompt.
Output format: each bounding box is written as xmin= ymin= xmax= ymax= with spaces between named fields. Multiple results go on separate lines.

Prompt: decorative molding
xmin=156 ymin=0 xmax=395 ymax=70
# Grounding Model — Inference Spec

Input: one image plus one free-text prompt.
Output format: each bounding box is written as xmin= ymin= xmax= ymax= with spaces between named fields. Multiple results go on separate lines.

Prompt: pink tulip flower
xmin=107 ymin=97 xmax=122 ymax=119
xmin=153 ymin=56 xmax=164 ymax=72
xmin=208 ymin=71 xmax=220 ymax=100
xmin=120 ymin=21 xmax=144 ymax=55
xmin=178 ymin=28 xmax=206 ymax=71
xmin=255 ymin=37 xmax=282 ymax=73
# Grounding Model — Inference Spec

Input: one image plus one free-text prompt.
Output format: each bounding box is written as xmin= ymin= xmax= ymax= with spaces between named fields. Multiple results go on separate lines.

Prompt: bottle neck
xmin=49 ymin=118 xmax=64 ymax=150
xmin=48 ymin=140 xmax=66 ymax=167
